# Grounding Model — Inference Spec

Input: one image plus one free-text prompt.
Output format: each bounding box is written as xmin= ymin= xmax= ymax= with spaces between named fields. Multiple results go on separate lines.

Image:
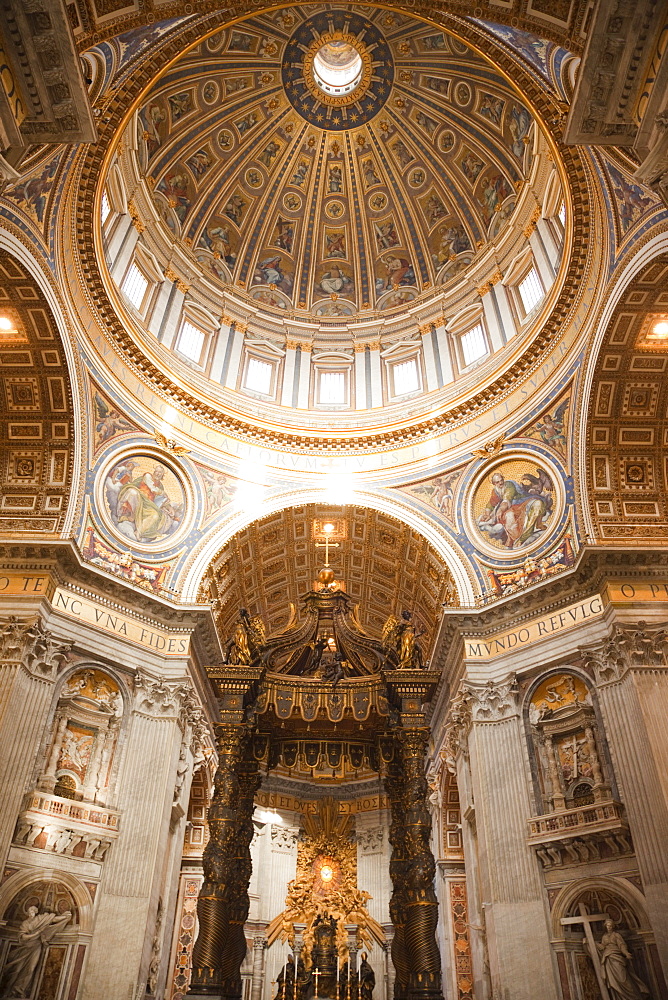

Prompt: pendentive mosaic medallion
xmin=468 ymin=456 xmax=562 ymax=556
xmin=101 ymin=454 xmax=187 ymax=547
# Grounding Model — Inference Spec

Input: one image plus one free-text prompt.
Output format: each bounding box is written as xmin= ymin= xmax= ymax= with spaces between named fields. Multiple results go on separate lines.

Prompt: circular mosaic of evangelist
xmin=99 ymin=451 xmax=191 ymax=551
xmin=283 ymin=10 xmax=394 ymax=129
xmin=466 ymin=454 xmax=564 ymax=559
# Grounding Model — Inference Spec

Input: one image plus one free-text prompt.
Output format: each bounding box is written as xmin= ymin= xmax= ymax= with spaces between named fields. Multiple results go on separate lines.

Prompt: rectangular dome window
xmin=176 ymin=320 xmax=205 ymax=362
xmin=318 ymin=370 xmax=346 ymax=405
xmin=121 ymin=261 xmax=149 ymax=311
xmin=392 ymin=358 xmax=420 ymax=396
xmin=518 ymin=266 xmax=544 ymax=315
xmin=245 ymin=357 xmax=273 ymax=395
xmin=101 ymin=190 xmax=111 ymax=225
xmin=461 ymin=322 xmax=488 ymax=367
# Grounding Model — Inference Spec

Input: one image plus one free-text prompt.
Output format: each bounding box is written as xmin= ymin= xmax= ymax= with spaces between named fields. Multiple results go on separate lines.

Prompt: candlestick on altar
xmin=314 ymin=967 xmax=321 ymax=999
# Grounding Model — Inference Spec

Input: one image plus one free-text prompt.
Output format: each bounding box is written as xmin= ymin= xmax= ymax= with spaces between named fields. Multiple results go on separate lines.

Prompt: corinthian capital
xmin=441 ymin=683 xmax=473 ymax=772
xmin=0 ymin=616 xmax=71 ymax=678
xmin=464 ymin=673 xmax=520 ymax=722
xmin=133 ymin=671 xmax=184 ymax=717
xmin=581 ymin=621 xmax=668 ymax=685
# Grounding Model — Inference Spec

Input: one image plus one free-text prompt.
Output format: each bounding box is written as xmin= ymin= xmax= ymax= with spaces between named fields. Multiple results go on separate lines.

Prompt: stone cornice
xmin=0 ymin=540 xmax=209 ymax=621
xmin=435 ymin=546 xmax=668 ymax=646
xmin=72 ymin=1 xmax=590 ymax=54
xmin=0 ymin=540 xmax=223 ymax=674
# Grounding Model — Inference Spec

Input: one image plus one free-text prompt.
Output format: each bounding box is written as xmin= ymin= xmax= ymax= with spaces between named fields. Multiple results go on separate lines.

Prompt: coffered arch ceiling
xmin=585 ymin=252 xmax=668 ymax=544
xmin=0 ymin=249 xmax=76 ymax=537
xmin=205 ymin=504 xmax=454 ymax=659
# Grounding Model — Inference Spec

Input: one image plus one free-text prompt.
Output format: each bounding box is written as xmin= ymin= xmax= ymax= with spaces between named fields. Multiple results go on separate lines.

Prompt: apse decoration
xmin=268 ymin=799 xmax=383 ymax=983
xmin=468 ymin=456 xmax=561 ymax=555
xmin=101 ymin=454 xmax=187 ymax=547
xmin=131 ymin=8 xmax=533 ymax=316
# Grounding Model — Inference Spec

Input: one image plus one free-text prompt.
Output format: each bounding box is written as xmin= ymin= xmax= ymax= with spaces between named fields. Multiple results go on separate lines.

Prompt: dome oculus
xmin=313 ymin=41 xmax=363 ymax=94
xmin=283 ymin=11 xmax=394 ymax=128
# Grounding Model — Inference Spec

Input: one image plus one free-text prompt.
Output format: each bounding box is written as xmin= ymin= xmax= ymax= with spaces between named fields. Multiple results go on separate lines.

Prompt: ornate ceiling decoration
xmin=205 ymin=504 xmax=453 ymax=652
xmin=128 ymin=7 xmax=533 ymax=317
xmin=69 ymin=0 xmax=591 ymax=54
xmin=0 ymin=249 xmax=75 ymax=536
xmin=67 ymin=4 xmax=592 ymax=455
xmin=585 ymin=253 xmax=668 ymax=543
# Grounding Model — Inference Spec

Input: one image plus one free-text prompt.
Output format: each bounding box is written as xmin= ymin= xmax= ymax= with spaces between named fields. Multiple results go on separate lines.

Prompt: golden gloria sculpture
xmin=267 ymin=799 xmax=384 ymax=968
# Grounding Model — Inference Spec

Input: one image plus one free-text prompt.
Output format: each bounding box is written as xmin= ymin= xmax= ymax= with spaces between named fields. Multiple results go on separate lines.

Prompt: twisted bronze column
xmin=190 ymin=726 xmax=261 ymax=998
xmin=218 ymin=757 xmax=262 ymax=1000
xmin=386 ymin=761 xmax=410 ymax=1000
xmin=385 ymin=729 xmax=442 ymax=1000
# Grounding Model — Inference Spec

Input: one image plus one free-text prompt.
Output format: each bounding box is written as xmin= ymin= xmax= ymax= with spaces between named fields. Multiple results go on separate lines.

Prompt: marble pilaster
xmin=81 ymin=672 xmax=195 ymax=1000
xmin=460 ymin=675 xmax=557 ymax=1000
xmin=582 ymin=625 xmax=668 ymax=975
xmin=0 ymin=617 xmax=70 ymax=871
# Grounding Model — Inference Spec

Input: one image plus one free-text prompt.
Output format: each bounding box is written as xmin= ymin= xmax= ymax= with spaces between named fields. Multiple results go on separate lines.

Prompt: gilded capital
xmin=127 ymin=201 xmax=145 ymax=233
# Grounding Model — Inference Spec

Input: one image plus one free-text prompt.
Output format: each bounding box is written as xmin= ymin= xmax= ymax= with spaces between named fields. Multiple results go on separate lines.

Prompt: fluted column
xmin=583 ymin=625 xmax=668 ymax=975
xmin=81 ymin=672 xmax=196 ymax=1000
xmin=461 ymin=675 xmax=557 ymax=1000
xmin=250 ymin=936 xmax=266 ymax=1000
xmin=41 ymin=713 xmax=69 ymax=785
xmin=0 ymin=617 xmax=70 ymax=870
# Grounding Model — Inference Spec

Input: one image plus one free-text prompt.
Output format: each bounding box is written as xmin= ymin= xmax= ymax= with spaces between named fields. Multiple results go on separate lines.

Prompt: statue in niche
xmin=359 ymin=952 xmax=375 ymax=1000
xmin=585 ymin=920 xmax=650 ymax=1000
xmin=1 ymin=905 xmax=72 ymax=997
xmin=173 ymin=747 xmax=189 ymax=803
